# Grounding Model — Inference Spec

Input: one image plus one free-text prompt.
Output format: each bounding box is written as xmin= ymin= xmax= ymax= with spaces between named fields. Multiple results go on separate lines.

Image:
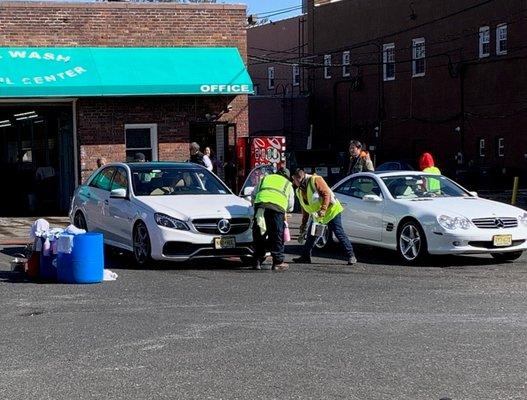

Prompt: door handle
xmin=104 ymin=199 xmax=109 ymax=204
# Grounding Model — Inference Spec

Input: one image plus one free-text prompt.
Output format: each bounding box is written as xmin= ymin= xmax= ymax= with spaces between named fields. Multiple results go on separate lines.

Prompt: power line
xmin=249 ymin=0 xmax=504 ymax=64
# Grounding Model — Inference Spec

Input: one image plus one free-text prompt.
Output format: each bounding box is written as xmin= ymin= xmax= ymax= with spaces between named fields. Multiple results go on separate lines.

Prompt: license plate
xmin=493 ymin=234 xmax=512 ymax=247
xmin=214 ymin=236 xmax=236 ymax=249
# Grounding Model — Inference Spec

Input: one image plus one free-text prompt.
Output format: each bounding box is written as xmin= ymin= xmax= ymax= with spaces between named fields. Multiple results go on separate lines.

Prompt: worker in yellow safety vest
xmin=291 ymin=168 xmax=357 ymax=265
xmin=252 ymin=167 xmax=295 ymax=271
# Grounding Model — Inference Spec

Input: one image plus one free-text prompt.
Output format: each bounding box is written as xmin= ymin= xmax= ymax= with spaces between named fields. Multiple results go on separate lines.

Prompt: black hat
xmin=134 ymin=152 xmax=146 ymax=162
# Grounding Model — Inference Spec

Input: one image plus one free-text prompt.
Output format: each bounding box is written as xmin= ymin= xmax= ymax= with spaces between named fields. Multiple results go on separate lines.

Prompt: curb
xmin=0 ymin=238 xmax=29 ymax=246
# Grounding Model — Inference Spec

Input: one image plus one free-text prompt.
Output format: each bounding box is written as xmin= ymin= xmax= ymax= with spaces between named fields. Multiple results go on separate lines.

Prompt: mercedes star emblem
xmin=494 ymin=218 xmax=504 ymax=228
xmin=217 ymin=219 xmax=231 ymax=234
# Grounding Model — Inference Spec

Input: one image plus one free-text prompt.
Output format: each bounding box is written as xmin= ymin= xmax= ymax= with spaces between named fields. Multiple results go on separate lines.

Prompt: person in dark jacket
xmin=348 ymin=140 xmax=374 ymax=175
xmin=189 ymin=142 xmax=206 ymax=167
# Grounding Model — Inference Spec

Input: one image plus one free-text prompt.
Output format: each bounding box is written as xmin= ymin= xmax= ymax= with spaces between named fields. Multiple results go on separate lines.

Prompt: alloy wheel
xmin=133 ymin=223 xmax=151 ymax=265
xmin=399 ymin=224 xmax=422 ymax=261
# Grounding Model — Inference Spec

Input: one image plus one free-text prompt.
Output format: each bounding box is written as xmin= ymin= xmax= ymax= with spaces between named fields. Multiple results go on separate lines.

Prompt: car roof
xmin=104 ymin=162 xmax=203 ymax=170
xmin=350 ymin=170 xmax=441 ymax=178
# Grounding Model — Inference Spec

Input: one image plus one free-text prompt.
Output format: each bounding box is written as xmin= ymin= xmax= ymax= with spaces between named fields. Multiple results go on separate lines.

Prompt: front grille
xmin=192 ymin=218 xmax=251 ymax=235
xmin=471 ymin=217 xmax=518 ymax=229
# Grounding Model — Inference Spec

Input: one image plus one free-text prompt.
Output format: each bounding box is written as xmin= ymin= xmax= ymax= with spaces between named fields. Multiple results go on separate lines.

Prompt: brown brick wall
xmin=77 ymin=96 xmax=241 ymax=180
xmin=0 ymin=1 xmax=249 ymax=182
xmin=306 ymin=0 xmax=527 ymax=185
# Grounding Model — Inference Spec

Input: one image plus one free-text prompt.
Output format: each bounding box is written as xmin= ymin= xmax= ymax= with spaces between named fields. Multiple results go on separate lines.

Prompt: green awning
xmin=0 ymin=47 xmax=253 ymax=97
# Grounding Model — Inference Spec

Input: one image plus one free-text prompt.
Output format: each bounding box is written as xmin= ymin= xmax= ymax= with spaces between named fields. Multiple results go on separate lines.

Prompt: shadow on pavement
xmin=288 ymin=242 xmax=506 ymax=268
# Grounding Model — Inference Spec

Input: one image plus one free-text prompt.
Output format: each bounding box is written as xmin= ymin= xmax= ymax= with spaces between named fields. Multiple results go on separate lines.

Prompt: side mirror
xmin=469 ymin=191 xmax=478 ymax=197
xmin=110 ymin=188 xmax=127 ymax=199
xmin=242 ymin=186 xmax=255 ymax=197
xmin=363 ymin=194 xmax=383 ymax=203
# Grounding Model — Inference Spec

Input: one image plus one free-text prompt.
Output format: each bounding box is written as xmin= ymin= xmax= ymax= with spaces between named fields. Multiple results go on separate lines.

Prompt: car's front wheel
xmin=397 ymin=220 xmax=428 ymax=265
xmin=133 ymin=221 xmax=152 ymax=266
xmin=491 ymin=251 xmax=523 ymax=262
xmin=74 ymin=211 xmax=87 ymax=231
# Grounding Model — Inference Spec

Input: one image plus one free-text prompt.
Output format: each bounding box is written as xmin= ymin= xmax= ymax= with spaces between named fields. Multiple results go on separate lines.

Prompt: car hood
xmin=404 ymin=197 xmax=524 ymax=219
xmin=136 ymin=194 xmax=253 ymax=220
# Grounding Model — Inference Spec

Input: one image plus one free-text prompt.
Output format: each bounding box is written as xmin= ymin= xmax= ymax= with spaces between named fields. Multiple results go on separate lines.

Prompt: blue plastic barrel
xmin=57 ymin=233 xmax=104 ymax=284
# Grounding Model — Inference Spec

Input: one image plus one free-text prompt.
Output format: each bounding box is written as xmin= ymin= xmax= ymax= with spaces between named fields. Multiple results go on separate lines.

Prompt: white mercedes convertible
xmin=329 ymin=171 xmax=527 ymax=264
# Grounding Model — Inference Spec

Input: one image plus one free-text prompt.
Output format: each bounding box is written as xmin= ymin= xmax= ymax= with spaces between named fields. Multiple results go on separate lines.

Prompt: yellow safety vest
xmin=254 ymin=174 xmax=293 ymax=212
xmin=295 ymin=175 xmax=343 ymax=224
xmin=423 ymin=166 xmax=441 ymax=191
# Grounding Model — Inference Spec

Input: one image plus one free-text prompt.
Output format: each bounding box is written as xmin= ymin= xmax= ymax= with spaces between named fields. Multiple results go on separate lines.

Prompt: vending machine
xmin=236 ymin=136 xmax=286 ymax=190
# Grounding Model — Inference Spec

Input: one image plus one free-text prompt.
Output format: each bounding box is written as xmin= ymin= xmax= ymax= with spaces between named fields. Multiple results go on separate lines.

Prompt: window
xmin=324 ymin=54 xmax=332 ymax=79
xmin=335 ymin=177 xmax=381 ymax=199
xmin=496 ymin=24 xmax=507 ymax=55
xmin=342 ymin=51 xmax=350 ymax=77
xmin=383 ymin=43 xmax=395 ymax=81
xmin=479 ymin=26 xmax=490 ymax=58
xmin=479 ymin=138 xmax=485 ymax=157
xmin=90 ymin=167 xmax=116 ymax=191
xmin=497 ymin=137 xmax=505 ymax=157
xmin=110 ymin=168 xmax=129 ymax=191
xmin=412 ymin=38 xmax=426 ymax=77
xmin=267 ymin=67 xmax=275 ymax=90
xmin=125 ymin=124 xmax=158 ymax=162
xmin=292 ymin=64 xmax=300 ymax=86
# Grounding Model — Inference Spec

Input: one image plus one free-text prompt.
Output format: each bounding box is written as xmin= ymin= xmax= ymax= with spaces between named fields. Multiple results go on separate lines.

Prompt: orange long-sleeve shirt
xmin=298 ymin=175 xmax=333 ymax=228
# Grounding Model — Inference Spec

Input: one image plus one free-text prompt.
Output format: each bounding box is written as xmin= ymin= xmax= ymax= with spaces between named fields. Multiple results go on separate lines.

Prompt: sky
xmin=222 ymin=0 xmax=302 ymax=21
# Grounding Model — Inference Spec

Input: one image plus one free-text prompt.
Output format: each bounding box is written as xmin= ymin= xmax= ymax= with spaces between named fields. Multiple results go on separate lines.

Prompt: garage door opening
xmin=0 ymin=103 xmax=75 ymax=216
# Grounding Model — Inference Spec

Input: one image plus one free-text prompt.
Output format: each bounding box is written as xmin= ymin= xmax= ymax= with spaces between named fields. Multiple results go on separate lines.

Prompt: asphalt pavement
xmin=1 ymin=241 xmax=527 ymax=400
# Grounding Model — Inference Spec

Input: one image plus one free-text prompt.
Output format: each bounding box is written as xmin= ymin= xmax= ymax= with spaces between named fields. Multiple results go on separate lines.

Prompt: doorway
xmin=0 ymin=103 xmax=75 ymax=216
xmin=189 ymin=122 xmax=237 ymax=188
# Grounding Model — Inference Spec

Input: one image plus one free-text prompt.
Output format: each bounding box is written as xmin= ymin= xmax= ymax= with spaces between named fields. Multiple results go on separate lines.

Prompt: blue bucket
xmin=39 ymin=250 xmax=57 ymax=282
xmin=57 ymin=233 xmax=104 ymax=284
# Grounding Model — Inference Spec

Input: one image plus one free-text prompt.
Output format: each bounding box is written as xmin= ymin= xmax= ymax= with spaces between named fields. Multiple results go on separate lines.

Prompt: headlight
xmin=519 ymin=213 xmax=527 ymax=227
xmin=154 ymin=213 xmax=189 ymax=230
xmin=437 ymin=215 xmax=471 ymax=230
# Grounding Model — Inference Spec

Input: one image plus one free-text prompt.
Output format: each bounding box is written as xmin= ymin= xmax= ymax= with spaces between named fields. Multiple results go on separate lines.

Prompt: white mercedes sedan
xmin=330 ymin=171 xmax=527 ymax=264
xmin=70 ymin=162 xmax=254 ymax=265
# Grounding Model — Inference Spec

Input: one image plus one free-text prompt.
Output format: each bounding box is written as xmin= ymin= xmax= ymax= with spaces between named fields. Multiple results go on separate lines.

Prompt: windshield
xmin=131 ymin=166 xmax=230 ymax=196
xmin=239 ymin=164 xmax=276 ymax=195
xmin=382 ymin=174 xmax=471 ymax=199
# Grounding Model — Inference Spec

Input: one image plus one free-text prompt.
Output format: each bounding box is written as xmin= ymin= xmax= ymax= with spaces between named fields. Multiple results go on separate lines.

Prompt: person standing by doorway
xmin=292 ymin=168 xmax=357 ymax=265
xmin=188 ymin=142 xmax=208 ymax=168
xmin=252 ymin=167 xmax=294 ymax=271
xmin=96 ymin=157 xmax=107 ymax=169
xmin=348 ymin=140 xmax=374 ymax=175
xmin=203 ymin=146 xmax=214 ymax=172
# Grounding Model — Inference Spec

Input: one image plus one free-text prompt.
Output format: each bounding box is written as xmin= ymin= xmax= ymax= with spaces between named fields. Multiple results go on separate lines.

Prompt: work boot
xmin=254 ymin=257 xmax=266 ymax=270
xmin=272 ymin=262 xmax=289 ymax=272
xmin=292 ymin=256 xmax=311 ymax=264
xmin=348 ymin=256 xmax=357 ymax=265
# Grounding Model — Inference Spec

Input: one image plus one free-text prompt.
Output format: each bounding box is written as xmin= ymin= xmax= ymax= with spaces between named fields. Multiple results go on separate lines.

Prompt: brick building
xmin=305 ymin=0 xmax=527 ymax=187
xmin=0 ymin=1 xmax=252 ymax=215
xmin=247 ymin=15 xmax=310 ymax=152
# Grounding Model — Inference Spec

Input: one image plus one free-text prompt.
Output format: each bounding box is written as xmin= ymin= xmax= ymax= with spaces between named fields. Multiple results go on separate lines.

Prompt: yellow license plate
xmin=493 ymin=234 xmax=512 ymax=247
xmin=214 ymin=236 xmax=236 ymax=249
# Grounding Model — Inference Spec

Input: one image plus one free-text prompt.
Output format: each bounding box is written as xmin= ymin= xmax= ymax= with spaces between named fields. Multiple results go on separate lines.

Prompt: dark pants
xmin=303 ymin=213 xmax=354 ymax=259
xmin=253 ymin=207 xmax=285 ymax=265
